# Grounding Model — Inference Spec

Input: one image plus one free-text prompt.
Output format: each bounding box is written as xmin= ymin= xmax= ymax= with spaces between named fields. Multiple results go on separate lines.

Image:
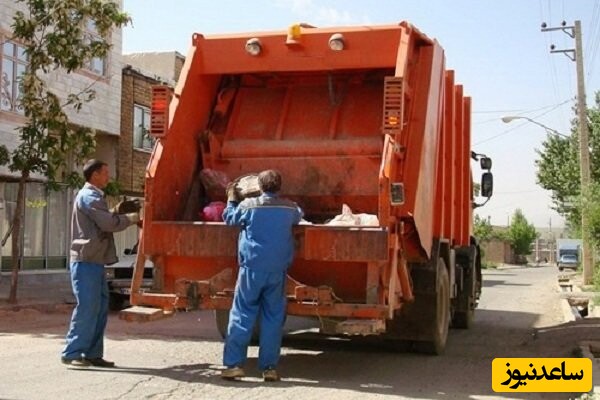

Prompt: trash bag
xmin=326 ymin=204 xmax=379 ymax=226
xmin=233 ymin=174 xmax=261 ymax=199
xmin=200 ymin=201 xmax=226 ymax=222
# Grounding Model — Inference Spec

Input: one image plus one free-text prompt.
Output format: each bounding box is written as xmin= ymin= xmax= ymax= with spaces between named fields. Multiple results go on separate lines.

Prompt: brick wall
xmin=482 ymin=239 xmax=513 ymax=264
xmin=118 ymin=67 xmax=160 ymax=195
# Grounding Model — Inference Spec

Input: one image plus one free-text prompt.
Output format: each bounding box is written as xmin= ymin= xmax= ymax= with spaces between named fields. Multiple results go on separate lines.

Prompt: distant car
xmin=557 ymin=254 xmax=578 ymax=271
xmin=105 ymin=244 xmax=154 ymax=311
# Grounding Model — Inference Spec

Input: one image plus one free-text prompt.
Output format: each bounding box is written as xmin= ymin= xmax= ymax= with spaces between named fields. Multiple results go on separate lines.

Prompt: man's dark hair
xmin=83 ymin=159 xmax=107 ymax=182
xmin=258 ymin=170 xmax=282 ymax=193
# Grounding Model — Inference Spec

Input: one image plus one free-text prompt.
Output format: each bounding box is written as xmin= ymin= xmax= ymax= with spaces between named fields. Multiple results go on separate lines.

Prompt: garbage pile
xmin=189 ymin=168 xmax=379 ymax=226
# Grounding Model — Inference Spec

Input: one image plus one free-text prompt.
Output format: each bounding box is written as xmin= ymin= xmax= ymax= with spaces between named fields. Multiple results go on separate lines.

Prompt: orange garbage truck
xmin=124 ymin=22 xmax=493 ymax=355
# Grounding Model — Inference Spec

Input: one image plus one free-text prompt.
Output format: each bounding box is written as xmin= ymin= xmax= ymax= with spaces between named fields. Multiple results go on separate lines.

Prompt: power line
xmin=474 ymin=98 xmax=572 ymax=126
xmin=473 ymin=98 xmax=571 ymax=115
xmin=586 ymin=1 xmax=600 ymax=79
xmin=473 ymin=100 xmax=572 ymax=145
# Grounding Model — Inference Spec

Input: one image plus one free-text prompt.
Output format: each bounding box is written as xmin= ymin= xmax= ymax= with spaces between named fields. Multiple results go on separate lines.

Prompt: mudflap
xmin=384 ymin=258 xmax=450 ymax=355
xmin=451 ymin=238 xmax=480 ymax=329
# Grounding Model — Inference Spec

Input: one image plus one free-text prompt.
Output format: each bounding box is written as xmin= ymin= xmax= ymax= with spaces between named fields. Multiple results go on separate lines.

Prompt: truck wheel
xmin=215 ymin=309 xmax=260 ymax=342
xmin=414 ymin=260 xmax=450 ymax=354
xmin=108 ymin=293 xmax=125 ymax=311
xmin=385 ymin=258 xmax=450 ymax=355
xmin=215 ymin=309 xmax=230 ymax=339
xmin=452 ymin=308 xmax=473 ymax=329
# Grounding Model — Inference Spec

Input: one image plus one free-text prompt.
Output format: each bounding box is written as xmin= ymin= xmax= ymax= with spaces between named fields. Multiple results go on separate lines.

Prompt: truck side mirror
xmin=481 ymin=172 xmax=493 ymax=197
xmin=480 ymin=157 xmax=492 ymax=170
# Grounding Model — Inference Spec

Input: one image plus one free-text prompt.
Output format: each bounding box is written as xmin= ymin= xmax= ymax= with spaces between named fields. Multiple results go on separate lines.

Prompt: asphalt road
xmin=0 ymin=265 xmax=580 ymax=400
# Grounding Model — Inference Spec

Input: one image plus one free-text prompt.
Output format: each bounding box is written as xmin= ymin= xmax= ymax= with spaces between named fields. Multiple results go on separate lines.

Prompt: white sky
xmin=122 ymin=0 xmax=600 ymax=228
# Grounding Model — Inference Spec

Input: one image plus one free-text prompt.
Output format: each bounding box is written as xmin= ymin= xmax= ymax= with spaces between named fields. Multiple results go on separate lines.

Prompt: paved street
xmin=0 ymin=265 xmax=589 ymax=400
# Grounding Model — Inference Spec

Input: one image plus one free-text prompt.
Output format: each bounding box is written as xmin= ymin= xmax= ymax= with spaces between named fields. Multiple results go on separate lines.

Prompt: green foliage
xmin=104 ymin=180 xmax=122 ymax=197
xmin=481 ymin=261 xmax=497 ymax=269
xmin=535 ymin=91 xmax=600 ymax=241
xmin=592 ymin=261 xmax=600 ymax=293
xmin=507 ymin=209 xmax=537 ymax=255
xmin=585 ymin=184 xmax=600 ymax=254
xmin=473 ymin=214 xmax=493 ymax=243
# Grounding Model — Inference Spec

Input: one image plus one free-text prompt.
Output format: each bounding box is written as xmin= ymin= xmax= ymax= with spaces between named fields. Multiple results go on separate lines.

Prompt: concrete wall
xmin=0 ymin=0 xmax=124 ymax=178
xmin=123 ymin=52 xmax=185 ymax=84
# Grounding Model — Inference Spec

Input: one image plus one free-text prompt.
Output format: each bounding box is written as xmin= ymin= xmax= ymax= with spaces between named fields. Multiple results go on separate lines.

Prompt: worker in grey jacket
xmin=61 ymin=159 xmax=140 ymax=369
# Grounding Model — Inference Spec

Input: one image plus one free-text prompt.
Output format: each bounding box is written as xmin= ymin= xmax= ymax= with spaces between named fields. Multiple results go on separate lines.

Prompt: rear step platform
xmin=119 ymin=306 xmax=174 ymax=322
xmin=321 ymin=318 xmax=386 ymax=336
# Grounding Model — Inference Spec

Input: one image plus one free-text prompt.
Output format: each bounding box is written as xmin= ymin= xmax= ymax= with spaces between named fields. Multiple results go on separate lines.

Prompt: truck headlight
xmin=328 ymin=33 xmax=345 ymax=51
xmin=105 ymin=269 xmax=115 ymax=279
xmin=245 ymin=38 xmax=262 ymax=56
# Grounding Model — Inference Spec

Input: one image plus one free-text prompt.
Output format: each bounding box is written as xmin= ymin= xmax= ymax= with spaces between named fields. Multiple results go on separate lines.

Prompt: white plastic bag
xmin=326 ymin=204 xmax=379 ymax=226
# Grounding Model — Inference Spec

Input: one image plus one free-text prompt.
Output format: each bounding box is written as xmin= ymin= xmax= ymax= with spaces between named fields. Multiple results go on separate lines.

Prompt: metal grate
xmin=150 ymin=86 xmax=172 ymax=138
xmin=382 ymin=77 xmax=403 ymax=136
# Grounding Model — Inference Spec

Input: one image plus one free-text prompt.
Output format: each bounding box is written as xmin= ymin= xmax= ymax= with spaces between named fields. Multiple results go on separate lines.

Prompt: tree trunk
xmin=8 ymin=172 xmax=28 ymax=304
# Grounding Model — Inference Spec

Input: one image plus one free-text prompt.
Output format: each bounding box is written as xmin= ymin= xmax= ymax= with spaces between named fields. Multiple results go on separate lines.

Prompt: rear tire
xmin=414 ymin=261 xmax=450 ymax=355
xmin=451 ymin=308 xmax=474 ymax=329
xmin=108 ymin=293 xmax=126 ymax=311
xmin=384 ymin=258 xmax=450 ymax=355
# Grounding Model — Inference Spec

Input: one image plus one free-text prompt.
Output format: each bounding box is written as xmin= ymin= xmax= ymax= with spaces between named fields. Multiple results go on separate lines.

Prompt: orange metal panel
xmin=394 ymin=41 xmax=445 ymax=261
xmin=442 ymin=71 xmax=456 ymax=243
xmin=452 ymin=85 xmax=465 ymax=246
xmin=194 ymin=26 xmax=404 ymax=74
xmin=147 ymin=47 xmax=221 ymax=221
xmin=303 ymin=227 xmax=388 ymax=262
xmin=460 ymin=97 xmax=473 ymax=245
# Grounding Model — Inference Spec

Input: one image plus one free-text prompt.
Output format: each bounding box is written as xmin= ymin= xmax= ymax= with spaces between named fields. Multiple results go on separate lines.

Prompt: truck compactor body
xmin=125 ymin=22 xmax=493 ymax=354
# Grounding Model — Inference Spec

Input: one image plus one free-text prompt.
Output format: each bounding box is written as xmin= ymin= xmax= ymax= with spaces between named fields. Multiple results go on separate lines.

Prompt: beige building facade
xmin=0 ymin=0 xmax=125 ymax=272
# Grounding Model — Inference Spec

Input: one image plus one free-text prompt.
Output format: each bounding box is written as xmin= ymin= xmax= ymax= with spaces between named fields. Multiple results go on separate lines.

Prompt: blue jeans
xmin=223 ymin=267 xmax=286 ymax=371
xmin=62 ymin=261 xmax=108 ymax=360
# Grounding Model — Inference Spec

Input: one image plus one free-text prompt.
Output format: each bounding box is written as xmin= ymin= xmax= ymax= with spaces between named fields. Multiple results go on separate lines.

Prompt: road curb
xmin=558 ymin=277 xmax=600 ymax=397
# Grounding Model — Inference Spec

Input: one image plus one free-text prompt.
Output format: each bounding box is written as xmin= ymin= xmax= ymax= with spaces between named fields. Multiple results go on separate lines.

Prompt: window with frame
xmin=1 ymin=41 xmax=27 ymax=113
xmin=84 ymin=19 xmax=107 ymax=76
xmin=133 ymin=104 xmax=154 ymax=150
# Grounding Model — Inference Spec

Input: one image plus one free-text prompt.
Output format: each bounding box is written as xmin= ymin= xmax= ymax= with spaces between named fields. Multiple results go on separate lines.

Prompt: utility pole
xmin=541 ymin=20 xmax=593 ymax=284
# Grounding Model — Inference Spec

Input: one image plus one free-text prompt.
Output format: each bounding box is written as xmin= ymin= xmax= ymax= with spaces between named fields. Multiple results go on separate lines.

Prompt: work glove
xmin=125 ymin=212 xmax=141 ymax=224
xmin=226 ymin=182 xmax=241 ymax=203
xmin=112 ymin=197 xmax=141 ymax=214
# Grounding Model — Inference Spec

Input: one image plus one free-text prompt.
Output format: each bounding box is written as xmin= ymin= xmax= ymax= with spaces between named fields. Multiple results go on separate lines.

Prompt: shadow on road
xmin=54 ymin=309 xmax=570 ymax=400
xmin=483 ymin=279 xmax=532 ymax=288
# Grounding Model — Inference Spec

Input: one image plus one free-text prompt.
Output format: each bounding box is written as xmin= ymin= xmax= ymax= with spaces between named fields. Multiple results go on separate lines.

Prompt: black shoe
xmin=85 ymin=358 xmax=115 ymax=368
xmin=61 ymin=357 xmax=91 ymax=368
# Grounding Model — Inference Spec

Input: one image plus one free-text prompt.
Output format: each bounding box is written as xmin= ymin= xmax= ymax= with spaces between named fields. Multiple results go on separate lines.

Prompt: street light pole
xmin=542 ymin=20 xmax=593 ymax=284
xmin=500 ymin=116 xmax=569 ymax=138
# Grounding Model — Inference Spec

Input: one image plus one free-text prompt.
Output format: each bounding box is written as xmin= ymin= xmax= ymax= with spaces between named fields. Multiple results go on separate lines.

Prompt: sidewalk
xmin=0 ymin=272 xmax=75 ymax=312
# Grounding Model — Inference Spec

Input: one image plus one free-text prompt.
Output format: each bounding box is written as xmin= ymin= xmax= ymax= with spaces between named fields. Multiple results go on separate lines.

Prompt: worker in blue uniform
xmin=221 ymin=170 xmax=303 ymax=382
